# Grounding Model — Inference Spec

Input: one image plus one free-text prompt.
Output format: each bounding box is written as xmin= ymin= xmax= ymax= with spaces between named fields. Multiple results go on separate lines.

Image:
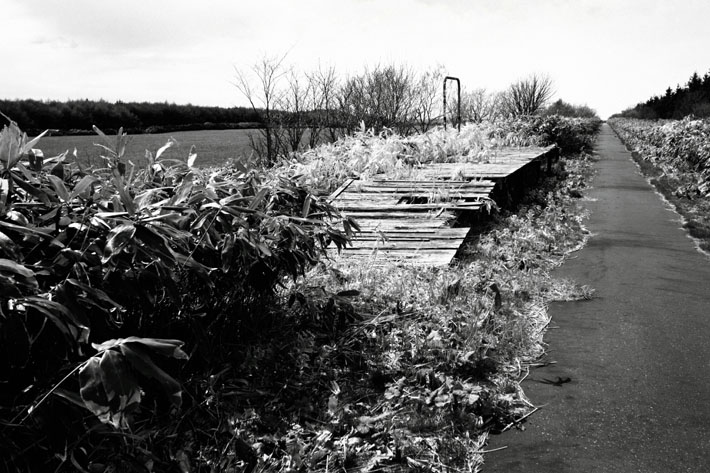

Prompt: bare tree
xmin=411 ymin=66 xmax=445 ymax=133
xmin=234 ymin=54 xmax=288 ymax=165
xmin=306 ymin=64 xmax=340 ymax=145
xmin=338 ymin=64 xmax=416 ymax=134
xmin=501 ymin=74 xmax=555 ymax=116
xmin=461 ymin=88 xmax=502 ymax=123
xmin=278 ymin=69 xmax=312 ymax=154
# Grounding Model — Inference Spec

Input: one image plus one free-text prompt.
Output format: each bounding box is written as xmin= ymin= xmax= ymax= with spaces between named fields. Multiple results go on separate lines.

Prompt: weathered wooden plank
xmin=335 ymin=202 xmax=482 ymax=212
xmin=361 ymin=181 xmax=495 ymax=188
xmin=328 ymin=248 xmax=459 ymax=266
xmin=337 ymin=194 xmax=491 ymax=205
xmin=343 ymin=240 xmax=463 ymax=250
xmin=357 ymin=186 xmax=494 ymax=192
xmin=340 ymin=211 xmax=456 ymax=220
xmin=343 ymin=189 xmax=494 ymax=197
xmin=327 ymin=145 xmax=553 ymax=266
xmin=334 ymin=195 xmax=403 ymax=203
xmin=414 ymin=145 xmax=555 ymax=180
xmin=348 ymin=221 xmax=452 ymax=231
xmin=354 ymin=230 xmax=470 ymax=238
xmin=328 ymin=178 xmax=355 ymax=202
xmin=371 ymin=178 xmax=493 ymax=184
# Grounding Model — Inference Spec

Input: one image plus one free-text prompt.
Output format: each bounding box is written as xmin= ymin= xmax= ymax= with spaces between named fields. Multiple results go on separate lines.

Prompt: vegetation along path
xmin=484 ymin=123 xmax=710 ymax=472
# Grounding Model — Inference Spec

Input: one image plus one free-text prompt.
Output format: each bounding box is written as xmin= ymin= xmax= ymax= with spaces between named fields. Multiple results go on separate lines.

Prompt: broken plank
xmin=340 ymin=211 xmax=456 ymax=220
xmin=328 ymin=249 xmax=459 ymax=266
xmin=361 ymin=180 xmax=495 ymax=188
xmin=335 ymin=203 xmax=482 ymax=212
xmin=354 ymin=229 xmax=470 ymax=238
xmin=339 ymin=240 xmax=462 ymax=250
xmin=328 ymin=178 xmax=355 ymax=201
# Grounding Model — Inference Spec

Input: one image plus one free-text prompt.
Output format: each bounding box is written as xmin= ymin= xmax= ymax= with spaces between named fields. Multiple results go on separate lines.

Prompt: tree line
xmin=0 ymin=99 xmax=262 ymax=135
xmin=234 ymin=55 xmax=596 ymax=165
xmin=613 ymin=70 xmax=710 ymax=119
xmin=2 ymin=58 xmax=598 ymax=166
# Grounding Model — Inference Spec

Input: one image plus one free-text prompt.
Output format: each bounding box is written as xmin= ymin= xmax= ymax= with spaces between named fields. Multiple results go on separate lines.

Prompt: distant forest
xmin=0 ymin=99 xmax=263 ymax=135
xmin=614 ymin=70 xmax=710 ymax=119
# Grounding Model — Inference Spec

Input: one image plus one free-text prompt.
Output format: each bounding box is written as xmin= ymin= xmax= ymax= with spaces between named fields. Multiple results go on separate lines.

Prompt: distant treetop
xmin=0 ymin=99 xmax=263 ymax=135
xmin=612 ymin=70 xmax=710 ymax=119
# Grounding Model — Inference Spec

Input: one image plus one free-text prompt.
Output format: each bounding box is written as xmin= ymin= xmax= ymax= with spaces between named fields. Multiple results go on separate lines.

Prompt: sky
xmin=2 ymin=0 xmax=710 ymax=119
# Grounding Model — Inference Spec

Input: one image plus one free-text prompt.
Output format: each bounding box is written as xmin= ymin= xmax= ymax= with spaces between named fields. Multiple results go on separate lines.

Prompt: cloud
xmin=5 ymin=0 xmax=710 ymax=118
xmin=31 ymin=36 xmax=79 ymax=49
xmin=12 ymin=0 xmax=253 ymax=54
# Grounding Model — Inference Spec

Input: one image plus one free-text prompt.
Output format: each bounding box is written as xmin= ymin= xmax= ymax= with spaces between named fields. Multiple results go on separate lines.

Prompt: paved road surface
xmin=484 ymin=123 xmax=710 ymax=472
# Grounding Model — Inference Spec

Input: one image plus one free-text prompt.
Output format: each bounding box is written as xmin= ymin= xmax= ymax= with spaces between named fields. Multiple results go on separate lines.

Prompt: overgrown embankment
xmin=609 ymin=117 xmax=710 ymax=253
xmin=0 ymin=115 xmax=598 ymax=472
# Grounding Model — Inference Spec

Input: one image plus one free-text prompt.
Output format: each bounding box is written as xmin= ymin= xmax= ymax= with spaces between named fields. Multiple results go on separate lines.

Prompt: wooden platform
xmin=415 ymin=145 xmax=556 ymax=180
xmin=327 ymin=145 xmax=556 ymax=266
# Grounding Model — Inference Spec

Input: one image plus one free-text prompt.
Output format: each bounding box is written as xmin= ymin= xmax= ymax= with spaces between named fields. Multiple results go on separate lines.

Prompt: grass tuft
xmin=188 ymin=149 xmax=597 ymax=472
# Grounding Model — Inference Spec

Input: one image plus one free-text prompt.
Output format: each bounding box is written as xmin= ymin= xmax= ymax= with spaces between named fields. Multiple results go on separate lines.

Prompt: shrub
xmin=0 ymin=118 xmax=350 ymax=471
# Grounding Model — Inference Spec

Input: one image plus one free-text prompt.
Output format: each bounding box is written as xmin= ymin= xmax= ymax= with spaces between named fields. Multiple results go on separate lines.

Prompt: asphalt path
xmin=484 ymin=123 xmax=710 ymax=472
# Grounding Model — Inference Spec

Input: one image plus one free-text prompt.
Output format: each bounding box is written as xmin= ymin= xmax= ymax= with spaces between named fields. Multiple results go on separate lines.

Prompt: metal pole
xmin=443 ymin=79 xmax=447 ymax=130
xmin=443 ymin=76 xmax=461 ymax=131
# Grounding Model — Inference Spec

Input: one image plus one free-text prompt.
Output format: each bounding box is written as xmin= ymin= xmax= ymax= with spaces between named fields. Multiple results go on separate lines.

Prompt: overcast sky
xmin=3 ymin=0 xmax=710 ymax=119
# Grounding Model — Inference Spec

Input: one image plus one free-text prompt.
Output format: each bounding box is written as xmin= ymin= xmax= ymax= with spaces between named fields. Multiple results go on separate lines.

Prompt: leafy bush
xmin=483 ymin=115 xmax=601 ymax=155
xmin=280 ymin=116 xmax=601 ymax=194
xmin=0 ymin=117 xmax=350 ymax=471
xmin=0 ymin=111 xmax=600 ymax=471
xmin=609 ymin=117 xmax=710 ymax=252
xmin=609 ymin=117 xmax=710 ymax=195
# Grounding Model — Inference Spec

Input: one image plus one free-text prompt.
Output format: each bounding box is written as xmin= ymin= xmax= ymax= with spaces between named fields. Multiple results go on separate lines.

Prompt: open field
xmin=38 ymin=128 xmax=256 ymax=168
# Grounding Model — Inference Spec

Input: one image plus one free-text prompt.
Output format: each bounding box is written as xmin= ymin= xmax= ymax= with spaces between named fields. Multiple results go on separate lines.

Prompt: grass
xmin=14 ymin=117 xmax=598 ymax=472
xmin=621 ymin=139 xmax=710 ymax=255
xmin=36 ymin=128 xmax=256 ymax=168
xmin=178 ymin=150 xmax=596 ymax=472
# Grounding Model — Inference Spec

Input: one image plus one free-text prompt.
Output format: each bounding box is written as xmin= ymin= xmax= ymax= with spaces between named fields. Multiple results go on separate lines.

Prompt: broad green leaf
xmin=111 ymin=170 xmax=136 ymax=215
xmin=0 ymin=219 xmax=57 ymax=241
xmin=115 ymin=127 xmax=127 ymax=158
xmin=94 ymin=211 xmax=130 ymax=219
xmin=301 ymin=194 xmax=312 ymax=218
xmin=149 ymin=223 xmax=193 ymax=251
xmin=98 ymin=350 xmax=141 ymax=410
xmin=156 ymin=138 xmax=175 ymax=160
xmin=8 ymin=171 xmax=51 ymax=205
xmin=47 ymin=175 xmax=70 ymax=202
xmin=64 ymin=278 xmax=123 ymax=310
xmin=20 ymin=299 xmax=75 ymax=341
xmin=120 ymin=342 xmax=183 ymax=408
xmin=15 ymin=161 xmax=34 ymax=180
xmin=94 ymin=143 xmax=117 ymax=157
xmin=53 ymin=387 xmax=87 ymax=410
xmin=169 ymin=173 xmax=194 ymax=205
xmin=134 ymin=224 xmax=176 ymax=264
xmin=174 ymin=254 xmax=215 ymax=287
xmin=0 ymin=231 xmax=21 ymax=259
xmin=0 ymin=258 xmax=37 ymax=281
xmin=79 ymin=354 xmax=141 ymax=429
xmin=69 ymin=175 xmax=98 ymax=200
xmin=0 ymin=119 xmax=23 ymax=169
xmin=20 ymin=129 xmax=48 ymax=156
xmin=92 ymin=336 xmax=188 ymax=360
xmin=257 ymin=241 xmax=272 ymax=257
xmin=248 ymin=187 xmax=269 ymax=210
xmin=21 ymin=296 xmax=90 ymax=342
xmin=92 ymin=125 xmax=113 ymax=150
xmin=79 ymin=357 xmax=109 ymax=416
xmin=102 ymin=223 xmax=136 ymax=263
xmin=187 ymin=145 xmax=197 ymax=168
